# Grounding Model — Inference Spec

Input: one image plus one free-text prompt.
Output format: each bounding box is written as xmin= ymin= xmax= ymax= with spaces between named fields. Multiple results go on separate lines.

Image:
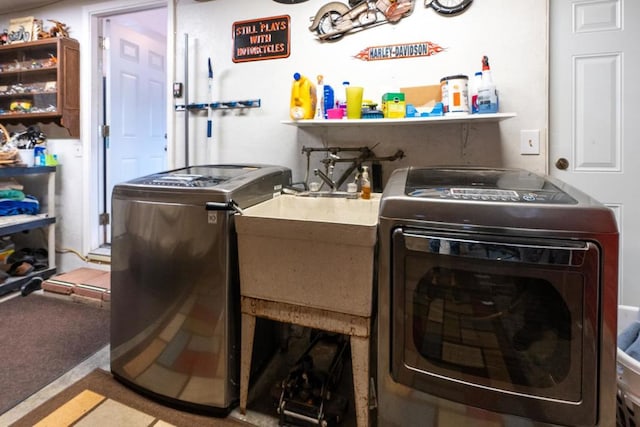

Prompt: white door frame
xmin=81 ymin=0 xmax=175 ymax=256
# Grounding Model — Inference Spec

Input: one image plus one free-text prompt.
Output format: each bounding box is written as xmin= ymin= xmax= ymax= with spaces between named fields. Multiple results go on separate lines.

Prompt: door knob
xmin=555 ymin=158 xmax=569 ymax=170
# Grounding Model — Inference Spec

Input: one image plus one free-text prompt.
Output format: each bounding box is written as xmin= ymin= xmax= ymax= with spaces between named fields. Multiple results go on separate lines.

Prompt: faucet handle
xmin=313 ymin=168 xmax=337 ymax=191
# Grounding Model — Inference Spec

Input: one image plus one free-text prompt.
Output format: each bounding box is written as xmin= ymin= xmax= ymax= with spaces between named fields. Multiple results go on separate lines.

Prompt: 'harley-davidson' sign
xmin=355 ymin=41 xmax=445 ymax=61
xmin=233 ymin=15 xmax=290 ymax=63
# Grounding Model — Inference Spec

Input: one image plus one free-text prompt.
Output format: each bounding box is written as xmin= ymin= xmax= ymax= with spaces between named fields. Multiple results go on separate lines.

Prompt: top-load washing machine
xmin=110 ymin=164 xmax=291 ymax=415
xmin=377 ymin=167 xmax=619 ymax=426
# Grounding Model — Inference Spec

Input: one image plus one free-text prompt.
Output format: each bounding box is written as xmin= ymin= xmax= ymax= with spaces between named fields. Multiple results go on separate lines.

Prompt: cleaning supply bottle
xmin=361 ymin=166 xmax=371 ymax=200
xmin=470 ymin=71 xmax=483 ymax=114
xmin=323 ymin=83 xmax=334 ymax=119
xmin=315 ymin=75 xmax=324 ymax=119
xmin=338 ymin=81 xmax=350 ymax=110
xmin=290 ymin=72 xmax=317 ymax=120
xmin=477 ymin=56 xmax=499 ymax=114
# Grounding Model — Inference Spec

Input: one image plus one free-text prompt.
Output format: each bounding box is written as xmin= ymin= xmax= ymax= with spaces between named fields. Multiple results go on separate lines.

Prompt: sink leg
xmin=350 ymin=335 xmax=370 ymax=427
xmin=240 ymin=312 xmax=256 ymax=415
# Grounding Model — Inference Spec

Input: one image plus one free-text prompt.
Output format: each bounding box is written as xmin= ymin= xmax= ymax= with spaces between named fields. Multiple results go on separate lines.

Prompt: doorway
xmin=90 ymin=5 xmax=168 ymax=259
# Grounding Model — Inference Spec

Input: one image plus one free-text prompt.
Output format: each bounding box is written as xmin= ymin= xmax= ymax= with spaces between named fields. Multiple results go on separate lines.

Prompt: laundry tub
xmin=235 ymin=194 xmax=380 ymax=317
xmin=235 ymin=194 xmax=381 ymax=427
xmin=618 ymin=305 xmax=640 ymax=426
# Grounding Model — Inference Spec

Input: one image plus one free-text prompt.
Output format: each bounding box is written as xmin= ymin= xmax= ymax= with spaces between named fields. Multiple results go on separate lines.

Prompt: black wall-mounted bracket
xmin=175 ymin=99 xmax=261 ymax=112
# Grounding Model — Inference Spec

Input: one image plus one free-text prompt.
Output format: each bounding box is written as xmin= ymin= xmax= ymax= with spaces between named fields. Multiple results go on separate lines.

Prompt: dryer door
xmin=390 ymin=228 xmax=601 ymax=426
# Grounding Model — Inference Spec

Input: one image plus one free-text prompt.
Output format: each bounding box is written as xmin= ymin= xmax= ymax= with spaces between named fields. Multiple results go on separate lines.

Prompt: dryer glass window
xmin=411 ymin=266 xmax=573 ymax=391
xmin=391 ymin=229 xmax=600 ymax=405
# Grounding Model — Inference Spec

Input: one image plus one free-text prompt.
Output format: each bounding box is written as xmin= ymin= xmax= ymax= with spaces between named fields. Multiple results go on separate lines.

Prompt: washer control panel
xmin=143 ymin=174 xmax=225 ymax=187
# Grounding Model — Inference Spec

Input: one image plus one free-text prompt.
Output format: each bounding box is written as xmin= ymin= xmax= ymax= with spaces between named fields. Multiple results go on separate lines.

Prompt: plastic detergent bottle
xmin=323 ymin=84 xmax=334 ymax=118
xmin=361 ymin=166 xmax=371 ymax=200
xmin=477 ymin=56 xmax=499 ymax=114
xmin=290 ymin=72 xmax=317 ymax=120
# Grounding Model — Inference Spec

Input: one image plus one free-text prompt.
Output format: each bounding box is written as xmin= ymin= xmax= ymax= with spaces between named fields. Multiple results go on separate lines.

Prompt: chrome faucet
xmin=313 ymin=168 xmax=336 ymax=191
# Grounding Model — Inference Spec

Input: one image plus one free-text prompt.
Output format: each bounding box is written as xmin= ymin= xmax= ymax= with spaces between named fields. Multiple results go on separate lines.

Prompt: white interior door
xmin=549 ymin=0 xmax=640 ymax=305
xmin=104 ymin=17 xmax=167 ymax=242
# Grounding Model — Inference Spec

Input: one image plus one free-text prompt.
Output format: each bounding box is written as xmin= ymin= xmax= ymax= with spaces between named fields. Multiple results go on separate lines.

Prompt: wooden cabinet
xmin=0 ymin=38 xmax=79 ymax=137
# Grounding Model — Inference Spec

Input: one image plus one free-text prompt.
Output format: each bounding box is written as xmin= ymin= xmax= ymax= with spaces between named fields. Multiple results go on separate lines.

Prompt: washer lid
xmin=405 ymin=167 xmax=578 ymax=204
xmin=130 ymin=165 xmax=261 ymax=187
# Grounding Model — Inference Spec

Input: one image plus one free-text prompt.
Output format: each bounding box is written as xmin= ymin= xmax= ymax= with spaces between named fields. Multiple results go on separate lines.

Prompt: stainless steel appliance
xmin=110 ymin=164 xmax=291 ymax=415
xmin=377 ymin=167 xmax=618 ymax=426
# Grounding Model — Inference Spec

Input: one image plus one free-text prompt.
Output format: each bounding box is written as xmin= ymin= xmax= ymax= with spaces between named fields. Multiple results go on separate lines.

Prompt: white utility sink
xmin=235 ymin=194 xmax=380 ymax=317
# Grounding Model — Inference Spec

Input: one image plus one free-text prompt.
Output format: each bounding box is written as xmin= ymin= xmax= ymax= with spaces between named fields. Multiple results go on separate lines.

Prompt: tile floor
xmin=0 ymin=269 xmax=282 ymax=427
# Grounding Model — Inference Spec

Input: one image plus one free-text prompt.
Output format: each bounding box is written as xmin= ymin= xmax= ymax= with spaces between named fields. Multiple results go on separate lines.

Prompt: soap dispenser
xmin=361 ymin=166 xmax=371 ymax=200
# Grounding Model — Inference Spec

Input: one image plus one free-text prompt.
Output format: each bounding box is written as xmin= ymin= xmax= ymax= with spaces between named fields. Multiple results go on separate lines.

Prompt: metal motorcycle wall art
xmin=309 ymin=0 xmax=415 ymax=40
xmin=309 ymin=0 xmax=473 ymax=41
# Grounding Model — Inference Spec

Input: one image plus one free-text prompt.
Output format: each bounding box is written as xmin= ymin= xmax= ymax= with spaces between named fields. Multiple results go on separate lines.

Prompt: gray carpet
xmin=0 ymin=294 xmax=109 ymax=414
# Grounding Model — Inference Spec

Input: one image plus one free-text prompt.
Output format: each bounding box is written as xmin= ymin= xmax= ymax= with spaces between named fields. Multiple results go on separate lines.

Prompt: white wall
xmin=0 ymin=0 xmax=548 ymax=273
xmin=174 ymin=0 xmax=548 ymax=186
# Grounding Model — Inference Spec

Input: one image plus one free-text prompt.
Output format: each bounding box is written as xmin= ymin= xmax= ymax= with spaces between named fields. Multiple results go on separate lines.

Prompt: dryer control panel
xmin=405 ymin=168 xmax=578 ymax=205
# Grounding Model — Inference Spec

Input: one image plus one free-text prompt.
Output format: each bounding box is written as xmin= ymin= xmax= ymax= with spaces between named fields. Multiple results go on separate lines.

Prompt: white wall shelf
xmin=282 ymin=112 xmax=516 ymax=127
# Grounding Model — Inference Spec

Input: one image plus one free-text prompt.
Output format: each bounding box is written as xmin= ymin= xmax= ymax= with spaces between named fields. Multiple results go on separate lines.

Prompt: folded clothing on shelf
xmin=0 ymin=194 xmax=39 ymax=215
xmin=0 ymin=178 xmax=24 ymax=191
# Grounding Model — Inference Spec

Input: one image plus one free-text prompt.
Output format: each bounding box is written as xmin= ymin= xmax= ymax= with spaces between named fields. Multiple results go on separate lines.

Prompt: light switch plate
xmin=520 ymin=129 xmax=540 ymax=155
xmin=73 ymin=141 xmax=82 ymax=157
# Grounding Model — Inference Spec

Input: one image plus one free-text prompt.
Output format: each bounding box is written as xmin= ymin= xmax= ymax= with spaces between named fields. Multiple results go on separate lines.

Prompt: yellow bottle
xmin=290 ymin=72 xmax=317 ymax=120
xmin=361 ymin=166 xmax=371 ymax=200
